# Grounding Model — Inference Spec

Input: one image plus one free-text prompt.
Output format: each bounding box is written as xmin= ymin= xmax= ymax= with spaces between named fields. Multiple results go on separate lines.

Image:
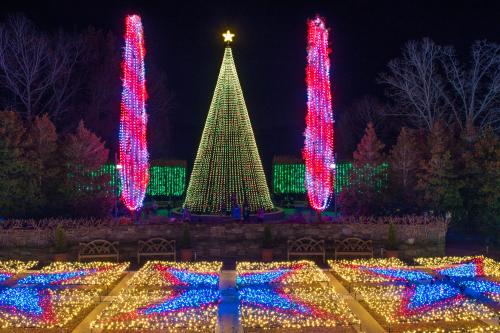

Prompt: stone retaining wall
xmin=0 ymin=218 xmax=447 ymax=263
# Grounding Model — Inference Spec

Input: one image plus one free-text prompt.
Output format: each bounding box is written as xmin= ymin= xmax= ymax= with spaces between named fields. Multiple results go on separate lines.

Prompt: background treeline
xmin=337 ymin=38 xmax=500 ymax=240
xmin=0 ymin=14 xmax=173 ymax=218
xmin=0 ymin=14 xmax=498 ymax=242
xmin=0 ymin=112 xmax=112 ymax=217
xmin=0 ymin=15 xmax=173 ymax=159
xmin=339 ymin=121 xmax=499 ymax=241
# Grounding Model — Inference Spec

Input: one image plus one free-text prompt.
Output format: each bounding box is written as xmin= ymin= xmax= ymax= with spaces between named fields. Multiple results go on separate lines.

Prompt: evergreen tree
xmin=353 ymin=122 xmax=385 ymax=167
xmin=0 ymin=111 xmax=41 ymax=217
xmin=387 ymin=127 xmax=421 ymax=213
xmin=30 ymin=114 xmax=59 ymax=213
xmin=184 ymin=36 xmax=273 ymax=214
xmin=60 ymin=120 xmax=112 ymax=217
xmin=461 ymin=128 xmax=500 ymax=237
xmin=417 ymin=121 xmax=463 ymax=215
xmin=389 ymin=127 xmax=420 ymax=188
xmin=339 ymin=122 xmax=386 ymax=216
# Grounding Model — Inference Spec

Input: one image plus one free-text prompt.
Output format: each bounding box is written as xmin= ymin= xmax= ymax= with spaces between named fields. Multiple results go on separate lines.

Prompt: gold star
xmin=222 ymin=30 xmax=235 ymax=43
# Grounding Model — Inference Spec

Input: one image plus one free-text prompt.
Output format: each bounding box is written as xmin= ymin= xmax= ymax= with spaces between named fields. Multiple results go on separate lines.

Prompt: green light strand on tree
xmin=184 ymin=43 xmax=273 ymax=214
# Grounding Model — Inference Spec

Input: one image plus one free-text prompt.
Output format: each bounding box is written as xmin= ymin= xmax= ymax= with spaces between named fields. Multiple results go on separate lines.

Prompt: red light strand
xmin=303 ymin=16 xmax=335 ymax=212
xmin=119 ymin=15 xmax=149 ymax=211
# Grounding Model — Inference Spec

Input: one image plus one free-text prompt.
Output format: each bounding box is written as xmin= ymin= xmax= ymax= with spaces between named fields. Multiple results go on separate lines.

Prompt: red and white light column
xmin=303 ymin=16 xmax=335 ymax=213
xmin=119 ymin=15 xmax=149 ymax=212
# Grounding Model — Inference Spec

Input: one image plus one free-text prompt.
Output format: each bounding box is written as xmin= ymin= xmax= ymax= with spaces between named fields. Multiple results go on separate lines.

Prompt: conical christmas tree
xmin=184 ymin=31 xmax=273 ymax=214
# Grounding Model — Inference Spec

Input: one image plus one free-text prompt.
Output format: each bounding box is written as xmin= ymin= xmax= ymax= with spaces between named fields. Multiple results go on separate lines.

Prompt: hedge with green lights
xmin=92 ymin=160 xmax=186 ymax=197
xmin=272 ymin=156 xmax=387 ymax=195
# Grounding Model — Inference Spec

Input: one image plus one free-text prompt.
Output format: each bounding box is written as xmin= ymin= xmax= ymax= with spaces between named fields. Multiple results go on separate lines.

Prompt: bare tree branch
xmin=441 ymin=41 xmax=500 ymax=133
xmin=0 ymin=15 xmax=82 ymax=120
xmin=378 ymin=38 xmax=448 ymax=130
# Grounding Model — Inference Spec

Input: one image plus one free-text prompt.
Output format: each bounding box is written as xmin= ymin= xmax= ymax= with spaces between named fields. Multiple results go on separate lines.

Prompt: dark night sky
xmin=1 ymin=0 xmax=500 ymax=175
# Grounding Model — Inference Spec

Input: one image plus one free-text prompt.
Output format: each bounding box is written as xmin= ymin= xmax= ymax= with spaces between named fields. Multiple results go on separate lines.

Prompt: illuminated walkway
xmin=326 ymin=270 xmax=386 ymax=333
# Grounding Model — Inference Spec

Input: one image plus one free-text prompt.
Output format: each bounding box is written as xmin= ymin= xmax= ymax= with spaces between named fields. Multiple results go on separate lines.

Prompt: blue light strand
xmin=17 ymin=270 xmax=93 ymax=285
xmin=364 ymin=267 xmax=433 ymax=282
xmin=238 ymin=286 xmax=312 ymax=315
xmin=0 ymin=273 xmax=12 ymax=284
xmin=236 ymin=269 xmax=292 ymax=287
xmin=168 ymin=269 xmax=219 ymax=288
xmin=438 ymin=263 xmax=480 ymax=278
xmin=0 ymin=286 xmax=46 ymax=316
xmin=405 ymin=282 xmax=462 ymax=310
xmin=141 ymin=289 xmax=220 ymax=315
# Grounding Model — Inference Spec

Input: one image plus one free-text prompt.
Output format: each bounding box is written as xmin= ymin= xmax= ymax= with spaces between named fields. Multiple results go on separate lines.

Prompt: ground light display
xmin=0 ymin=261 xmax=128 ymax=330
xmin=236 ymin=260 xmax=329 ymax=286
xmin=91 ymin=261 xmax=223 ymax=332
xmin=119 ymin=14 xmax=150 ymax=212
xmin=0 ymin=260 xmax=37 ymax=284
xmin=183 ymin=30 xmax=273 ymax=214
xmin=0 ymin=258 xmax=498 ymax=331
xmin=329 ymin=257 xmax=500 ymax=332
xmin=303 ymin=16 xmax=335 ymax=212
xmin=415 ymin=255 xmax=500 ymax=278
xmin=236 ymin=260 xmax=360 ymax=331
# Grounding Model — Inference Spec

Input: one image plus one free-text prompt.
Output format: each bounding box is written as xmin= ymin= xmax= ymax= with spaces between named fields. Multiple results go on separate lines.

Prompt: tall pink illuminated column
xmin=119 ymin=15 xmax=149 ymax=212
xmin=303 ymin=16 xmax=335 ymax=213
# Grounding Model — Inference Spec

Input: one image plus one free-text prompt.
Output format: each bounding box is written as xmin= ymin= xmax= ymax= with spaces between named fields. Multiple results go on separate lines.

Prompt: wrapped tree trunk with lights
xmin=303 ymin=17 xmax=335 ymax=218
xmin=184 ymin=30 xmax=273 ymax=215
xmin=119 ymin=15 xmax=150 ymax=214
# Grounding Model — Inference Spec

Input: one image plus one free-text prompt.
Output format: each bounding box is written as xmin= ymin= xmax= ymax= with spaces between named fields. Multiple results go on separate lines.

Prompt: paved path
xmin=326 ymin=270 xmax=387 ymax=333
xmin=217 ymin=270 xmax=242 ymax=333
xmin=72 ymin=272 xmax=134 ymax=333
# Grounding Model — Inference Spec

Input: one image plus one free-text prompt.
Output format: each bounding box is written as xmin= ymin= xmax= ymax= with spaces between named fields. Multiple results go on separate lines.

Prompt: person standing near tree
xmin=257 ymin=207 xmax=265 ymax=222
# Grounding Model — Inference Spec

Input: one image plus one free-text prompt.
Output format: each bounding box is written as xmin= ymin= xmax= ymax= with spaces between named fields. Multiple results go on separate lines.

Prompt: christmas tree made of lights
xmin=184 ymin=31 xmax=273 ymax=214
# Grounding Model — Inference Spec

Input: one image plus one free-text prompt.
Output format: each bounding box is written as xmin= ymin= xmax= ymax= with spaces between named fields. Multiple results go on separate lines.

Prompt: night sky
xmin=1 ymin=0 xmax=499 ymax=175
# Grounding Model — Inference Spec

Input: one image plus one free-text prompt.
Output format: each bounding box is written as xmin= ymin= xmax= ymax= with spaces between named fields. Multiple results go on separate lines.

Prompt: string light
xmin=27 ymin=262 xmax=129 ymax=289
xmin=303 ymin=16 xmax=335 ymax=212
xmin=0 ymin=260 xmax=37 ymax=284
xmin=0 ymin=260 xmax=37 ymax=272
xmin=119 ymin=14 xmax=149 ymax=211
xmin=273 ymin=160 xmax=389 ymax=195
xmin=239 ymin=286 xmax=359 ymax=330
xmin=184 ymin=32 xmax=274 ymax=214
xmin=329 ymin=258 xmax=408 ymax=283
xmin=0 ymin=262 xmax=128 ymax=329
xmin=148 ymin=165 xmax=186 ymax=196
xmin=332 ymin=257 xmax=500 ymax=330
xmin=273 ymin=163 xmax=307 ymax=194
xmin=354 ymin=284 xmax=497 ymax=325
xmin=92 ymin=164 xmax=186 ymax=197
xmin=236 ymin=261 xmax=329 ymax=286
xmin=126 ymin=261 xmax=222 ymax=289
xmin=415 ymin=256 xmax=500 ymax=278
xmin=91 ymin=288 xmax=220 ymax=331
xmin=237 ymin=260 xmax=358 ymax=330
xmin=91 ymin=261 xmax=222 ymax=331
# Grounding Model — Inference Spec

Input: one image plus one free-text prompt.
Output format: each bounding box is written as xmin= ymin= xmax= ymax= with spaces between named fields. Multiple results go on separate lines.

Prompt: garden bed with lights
xmin=236 ymin=260 xmax=360 ymax=332
xmin=0 ymin=261 xmax=128 ymax=332
xmin=329 ymin=256 xmax=500 ymax=332
xmin=91 ymin=261 xmax=223 ymax=332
